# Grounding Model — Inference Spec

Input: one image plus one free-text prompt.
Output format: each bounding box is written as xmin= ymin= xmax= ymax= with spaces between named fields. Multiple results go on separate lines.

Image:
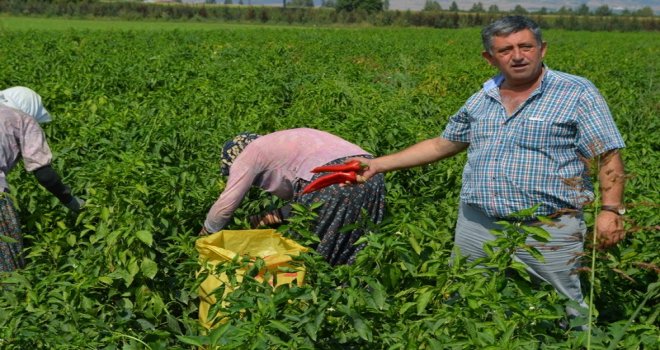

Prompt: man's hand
xmin=348 ymin=157 xmax=378 ymax=182
xmin=199 ymin=227 xmax=210 ymax=236
xmin=596 ymin=211 xmax=625 ymax=249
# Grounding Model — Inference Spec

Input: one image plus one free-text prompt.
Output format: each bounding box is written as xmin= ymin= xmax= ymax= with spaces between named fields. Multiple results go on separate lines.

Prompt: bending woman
xmin=0 ymin=87 xmax=84 ymax=273
xmin=200 ymin=128 xmax=385 ymax=265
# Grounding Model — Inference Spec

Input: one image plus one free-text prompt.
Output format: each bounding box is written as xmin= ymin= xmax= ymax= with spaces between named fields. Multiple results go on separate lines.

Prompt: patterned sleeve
xmin=441 ymin=105 xmax=471 ymax=142
xmin=20 ymin=116 xmax=53 ymax=172
xmin=575 ymin=84 xmax=626 ymax=158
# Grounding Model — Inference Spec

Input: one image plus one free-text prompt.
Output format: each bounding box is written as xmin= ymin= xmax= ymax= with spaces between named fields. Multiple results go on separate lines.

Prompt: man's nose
xmin=512 ymin=48 xmax=524 ymax=60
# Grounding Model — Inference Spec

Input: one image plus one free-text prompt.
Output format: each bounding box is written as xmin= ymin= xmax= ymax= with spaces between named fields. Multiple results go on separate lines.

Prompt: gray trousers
xmin=454 ymin=202 xmax=588 ymax=317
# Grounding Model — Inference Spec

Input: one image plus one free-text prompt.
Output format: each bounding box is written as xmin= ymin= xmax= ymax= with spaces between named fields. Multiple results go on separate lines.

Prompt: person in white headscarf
xmin=0 ymin=86 xmax=53 ymax=124
xmin=0 ymin=86 xmax=84 ymax=273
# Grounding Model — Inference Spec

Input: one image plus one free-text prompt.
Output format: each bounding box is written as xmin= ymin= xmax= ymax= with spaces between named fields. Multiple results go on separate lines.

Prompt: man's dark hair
xmin=481 ymin=16 xmax=543 ymax=54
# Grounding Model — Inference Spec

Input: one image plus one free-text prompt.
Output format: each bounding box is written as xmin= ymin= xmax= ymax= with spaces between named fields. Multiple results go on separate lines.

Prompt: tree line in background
xmin=0 ymin=0 xmax=657 ymax=31
xmin=205 ymin=0 xmax=656 ymax=18
xmin=196 ymin=0 xmax=656 ymax=17
xmin=422 ymin=1 xmax=655 ymax=17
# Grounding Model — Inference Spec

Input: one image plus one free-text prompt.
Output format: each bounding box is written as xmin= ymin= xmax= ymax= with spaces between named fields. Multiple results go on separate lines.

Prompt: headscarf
xmin=220 ymin=133 xmax=261 ymax=176
xmin=0 ymin=86 xmax=52 ymax=124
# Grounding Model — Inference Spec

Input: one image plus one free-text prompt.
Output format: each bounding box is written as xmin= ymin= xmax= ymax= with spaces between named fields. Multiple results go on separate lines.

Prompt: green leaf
xmin=0 ymin=234 xmax=18 ymax=243
xmin=141 ymin=258 xmax=158 ymax=279
xmin=408 ymin=234 xmax=422 ymax=255
xmin=350 ymin=310 xmax=372 ymax=341
xmin=509 ymin=262 xmax=531 ymax=282
xmin=66 ymin=233 xmax=77 ymax=246
xmin=177 ymin=335 xmax=208 ymax=347
xmin=520 ymin=225 xmax=551 ymax=242
xmin=137 ymin=318 xmax=155 ymax=330
xmin=128 ymin=259 xmax=140 ymax=277
xmin=367 ymin=279 xmax=386 ymax=310
xmin=416 ymin=288 xmax=433 ymax=315
xmin=523 ymin=245 xmax=546 ymax=263
xmin=483 ymin=242 xmax=495 ymax=257
xmin=399 ymin=301 xmax=417 ymax=315
xmin=467 ymin=298 xmax=480 ymax=310
xmin=109 ymin=268 xmax=134 ymax=287
xmin=269 ymin=320 xmax=292 ymax=333
xmin=509 ymin=204 xmax=540 ymax=219
xmin=135 ymin=230 xmax=153 ymax=247
xmin=304 ymin=321 xmax=318 ymax=341
xmin=101 ymin=207 xmax=110 ymax=221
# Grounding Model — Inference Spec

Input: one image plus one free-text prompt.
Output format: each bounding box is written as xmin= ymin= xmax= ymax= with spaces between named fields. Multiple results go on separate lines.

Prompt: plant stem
xmin=587 ymin=155 xmax=602 ymax=350
xmin=110 ymin=331 xmax=152 ymax=349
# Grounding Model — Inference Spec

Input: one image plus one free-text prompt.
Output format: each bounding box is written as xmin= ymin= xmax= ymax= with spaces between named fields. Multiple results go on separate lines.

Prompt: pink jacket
xmin=0 ymin=106 xmax=52 ymax=192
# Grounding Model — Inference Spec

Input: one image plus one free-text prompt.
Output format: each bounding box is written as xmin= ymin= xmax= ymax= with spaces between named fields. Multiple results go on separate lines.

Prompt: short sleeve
xmin=442 ymin=106 xmax=471 ymax=143
xmin=575 ymin=85 xmax=625 ymax=158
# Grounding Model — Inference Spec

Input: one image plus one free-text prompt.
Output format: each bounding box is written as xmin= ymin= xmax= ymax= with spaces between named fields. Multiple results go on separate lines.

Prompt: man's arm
xmin=357 ymin=137 xmax=468 ymax=180
xmin=596 ymin=149 xmax=626 ymax=248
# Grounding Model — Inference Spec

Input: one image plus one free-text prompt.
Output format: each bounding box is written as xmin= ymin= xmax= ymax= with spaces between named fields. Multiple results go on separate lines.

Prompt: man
xmin=356 ymin=16 xmax=625 ymax=322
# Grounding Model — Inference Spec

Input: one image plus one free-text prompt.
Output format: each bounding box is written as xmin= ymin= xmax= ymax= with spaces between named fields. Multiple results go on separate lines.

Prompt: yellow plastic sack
xmin=195 ymin=229 xmax=308 ymax=329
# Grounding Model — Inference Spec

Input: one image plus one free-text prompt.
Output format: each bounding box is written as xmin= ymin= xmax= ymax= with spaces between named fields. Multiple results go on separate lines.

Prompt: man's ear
xmin=540 ymin=41 xmax=548 ymax=59
xmin=482 ymin=51 xmax=495 ymax=66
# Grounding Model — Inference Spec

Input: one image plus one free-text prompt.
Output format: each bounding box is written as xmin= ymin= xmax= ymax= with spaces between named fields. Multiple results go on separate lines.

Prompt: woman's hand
xmin=65 ymin=196 xmax=86 ymax=213
xmin=250 ymin=208 xmax=284 ymax=228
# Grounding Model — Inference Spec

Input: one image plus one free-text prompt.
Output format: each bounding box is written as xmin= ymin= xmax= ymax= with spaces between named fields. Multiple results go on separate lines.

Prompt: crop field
xmin=0 ymin=16 xmax=658 ymax=349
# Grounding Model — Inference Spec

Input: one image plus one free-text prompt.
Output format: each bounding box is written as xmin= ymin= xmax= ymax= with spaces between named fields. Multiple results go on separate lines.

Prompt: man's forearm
xmin=598 ymin=150 xmax=625 ymax=206
xmin=374 ymin=137 xmax=468 ymax=173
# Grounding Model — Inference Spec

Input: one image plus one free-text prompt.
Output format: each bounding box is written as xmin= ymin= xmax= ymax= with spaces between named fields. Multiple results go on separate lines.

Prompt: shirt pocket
xmin=515 ymin=115 xmax=576 ymax=150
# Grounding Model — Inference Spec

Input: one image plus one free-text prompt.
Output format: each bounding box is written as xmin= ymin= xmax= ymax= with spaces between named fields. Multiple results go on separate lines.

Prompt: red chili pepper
xmin=311 ymin=159 xmax=364 ymax=173
xmin=302 ymin=171 xmax=358 ymax=194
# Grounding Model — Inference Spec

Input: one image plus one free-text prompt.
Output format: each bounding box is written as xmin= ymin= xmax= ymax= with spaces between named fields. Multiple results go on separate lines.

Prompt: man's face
xmin=482 ymin=29 xmax=547 ymax=87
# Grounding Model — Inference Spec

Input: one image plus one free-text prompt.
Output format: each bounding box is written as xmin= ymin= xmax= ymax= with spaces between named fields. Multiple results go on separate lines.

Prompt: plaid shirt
xmin=442 ymin=68 xmax=625 ymax=218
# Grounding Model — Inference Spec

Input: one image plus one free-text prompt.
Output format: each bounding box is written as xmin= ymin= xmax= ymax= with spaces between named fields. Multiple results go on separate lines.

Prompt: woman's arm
xmin=202 ymin=163 xmax=259 ymax=234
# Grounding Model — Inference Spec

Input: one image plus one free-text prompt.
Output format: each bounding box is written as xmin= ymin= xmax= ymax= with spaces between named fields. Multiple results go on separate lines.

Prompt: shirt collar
xmin=533 ymin=65 xmax=551 ymax=97
xmin=483 ymin=74 xmax=504 ymax=92
xmin=483 ymin=64 xmax=550 ymax=97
